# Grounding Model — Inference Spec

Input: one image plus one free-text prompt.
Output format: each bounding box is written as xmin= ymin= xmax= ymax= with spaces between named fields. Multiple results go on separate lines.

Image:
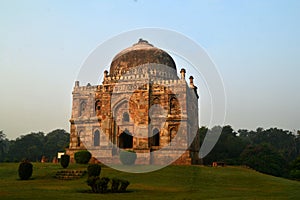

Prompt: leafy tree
xmin=241 ymin=128 xmax=297 ymax=164
xmin=289 ymin=156 xmax=300 ymax=179
xmin=0 ymin=131 xmax=9 ymax=162
xmin=202 ymin=125 xmax=248 ymax=165
xmin=7 ymin=132 xmax=45 ymax=161
xmin=44 ymin=129 xmax=70 ymax=160
xmin=5 ymin=129 xmax=69 ymax=162
xmin=240 ymin=143 xmax=286 ymax=177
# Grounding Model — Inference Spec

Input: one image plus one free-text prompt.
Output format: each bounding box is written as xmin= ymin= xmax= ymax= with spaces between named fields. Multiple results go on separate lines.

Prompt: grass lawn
xmin=0 ymin=162 xmax=299 ymax=200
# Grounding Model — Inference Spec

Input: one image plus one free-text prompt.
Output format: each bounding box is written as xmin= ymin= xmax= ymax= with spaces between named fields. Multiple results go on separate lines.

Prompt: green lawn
xmin=0 ymin=163 xmax=299 ymax=200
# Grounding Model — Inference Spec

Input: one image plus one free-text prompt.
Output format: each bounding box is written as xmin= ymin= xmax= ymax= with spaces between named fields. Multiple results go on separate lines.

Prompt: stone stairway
xmin=55 ymin=170 xmax=86 ymax=180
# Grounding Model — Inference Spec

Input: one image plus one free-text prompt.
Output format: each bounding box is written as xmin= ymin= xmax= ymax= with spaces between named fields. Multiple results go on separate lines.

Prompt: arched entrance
xmin=118 ymin=130 xmax=133 ymax=149
xmin=149 ymin=128 xmax=160 ymax=147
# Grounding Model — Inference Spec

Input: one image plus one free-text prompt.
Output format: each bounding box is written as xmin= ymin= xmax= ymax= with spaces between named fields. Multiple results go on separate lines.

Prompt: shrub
xmin=60 ymin=154 xmax=70 ymax=168
xmin=74 ymin=150 xmax=92 ymax=164
xmin=119 ymin=150 xmax=137 ymax=165
xmin=87 ymin=176 xmax=99 ymax=193
xmin=87 ymin=176 xmax=130 ymax=193
xmin=119 ymin=179 xmax=130 ymax=192
xmin=96 ymin=177 xmax=110 ymax=193
xmin=87 ymin=176 xmax=110 ymax=193
xmin=111 ymin=178 xmax=130 ymax=193
xmin=111 ymin=178 xmax=120 ymax=193
xmin=87 ymin=164 xmax=101 ymax=177
xmin=18 ymin=160 xmax=33 ymax=180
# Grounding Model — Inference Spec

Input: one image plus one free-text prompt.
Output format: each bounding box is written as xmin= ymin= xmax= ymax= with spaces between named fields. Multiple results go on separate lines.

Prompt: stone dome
xmin=109 ymin=39 xmax=176 ymax=76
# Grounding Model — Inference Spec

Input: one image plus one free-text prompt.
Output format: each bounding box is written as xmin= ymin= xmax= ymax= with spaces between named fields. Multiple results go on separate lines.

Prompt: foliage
xmin=111 ymin=178 xmax=130 ymax=193
xmin=240 ymin=143 xmax=286 ymax=177
xmin=18 ymin=160 xmax=33 ymax=180
xmin=2 ymin=129 xmax=69 ymax=162
xmin=200 ymin=125 xmax=300 ymax=178
xmin=0 ymin=131 xmax=9 ymax=162
xmin=289 ymin=156 xmax=300 ymax=180
xmin=87 ymin=176 xmax=129 ymax=193
xmin=87 ymin=164 xmax=101 ymax=177
xmin=119 ymin=150 xmax=137 ymax=165
xmin=9 ymin=132 xmax=45 ymax=162
xmin=60 ymin=154 xmax=70 ymax=169
xmin=96 ymin=177 xmax=110 ymax=193
xmin=290 ymin=170 xmax=300 ymax=180
xmin=43 ymin=129 xmax=70 ymax=160
xmin=202 ymin=125 xmax=248 ymax=165
xmin=74 ymin=150 xmax=92 ymax=164
xmin=119 ymin=179 xmax=130 ymax=192
xmin=111 ymin=178 xmax=120 ymax=193
xmin=87 ymin=176 xmax=99 ymax=193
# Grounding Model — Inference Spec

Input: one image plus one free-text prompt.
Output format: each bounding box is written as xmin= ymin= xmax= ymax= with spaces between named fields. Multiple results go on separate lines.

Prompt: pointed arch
xmin=123 ymin=112 xmax=129 ymax=122
xmin=151 ymin=128 xmax=160 ymax=146
xmin=118 ymin=130 xmax=133 ymax=149
xmin=170 ymin=97 xmax=178 ymax=114
xmin=169 ymin=127 xmax=177 ymax=144
xmin=80 ymin=101 xmax=87 ymax=116
xmin=112 ymin=98 xmax=129 ymax=116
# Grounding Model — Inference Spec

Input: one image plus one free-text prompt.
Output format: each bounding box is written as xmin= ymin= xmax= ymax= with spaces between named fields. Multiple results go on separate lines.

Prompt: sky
xmin=0 ymin=0 xmax=299 ymax=139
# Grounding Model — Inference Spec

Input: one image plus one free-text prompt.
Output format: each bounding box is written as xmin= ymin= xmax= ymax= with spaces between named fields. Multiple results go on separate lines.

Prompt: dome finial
xmin=133 ymin=38 xmax=153 ymax=47
xmin=138 ymin=38 xmax=148 ymax=44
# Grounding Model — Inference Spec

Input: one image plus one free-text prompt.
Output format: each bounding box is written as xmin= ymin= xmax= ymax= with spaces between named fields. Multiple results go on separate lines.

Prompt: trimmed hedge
xmin=111 ymin=178 xmax=120 ymax=193
xmin=74 ymin=150 xmax=91 ymax=164
xmin=87 ymin=176 xmax=99 ymax=193
xmin=87 ymin=164 xmax=101 ymax=177
xmin=60 ymin=154 xmax=70 ymax=168
xmin=96 ymin=177 xmax=110 ymax=193
xmin=119 ymin=150 xmax=137 ymax=165
xmin=87 ymin=176 xmax=130 ymax=193
xmin=18 ymin=160 xmax=33 ymax=180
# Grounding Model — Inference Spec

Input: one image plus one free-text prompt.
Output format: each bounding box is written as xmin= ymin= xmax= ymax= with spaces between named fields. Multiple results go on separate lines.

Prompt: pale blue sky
xmin=0 ymin=0 xmax=299 ymax=139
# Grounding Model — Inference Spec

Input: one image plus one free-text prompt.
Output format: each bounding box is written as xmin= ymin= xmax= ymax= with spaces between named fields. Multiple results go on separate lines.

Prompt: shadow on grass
xmin=77 ymin=189 xmax=134 ymax=194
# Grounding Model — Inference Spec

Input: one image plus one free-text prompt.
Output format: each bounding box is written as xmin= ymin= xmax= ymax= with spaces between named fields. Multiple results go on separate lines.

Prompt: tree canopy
xmin=0 ymin=129 xmax=69 ymax=162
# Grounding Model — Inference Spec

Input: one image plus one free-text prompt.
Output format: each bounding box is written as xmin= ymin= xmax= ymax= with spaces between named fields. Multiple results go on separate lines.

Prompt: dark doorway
xmin=150 ymin=128 xmax=160 ymax=147
xmin=118 ymin=130 xmax=133 ymax=149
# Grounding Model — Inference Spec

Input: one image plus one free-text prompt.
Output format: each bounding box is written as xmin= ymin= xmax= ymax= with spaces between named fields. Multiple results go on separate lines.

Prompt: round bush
xmin=74 ymin=150 xmax=92 ymax=164
xmin=87 ymin=164 xmax=101 ymax=177
xmin=18 ymin=161 xmax=33 ymax=180
xmin=60 ymin=154 xmax=70 ymax=168
xmin=119 ymin=150 xmax=137 ymax=165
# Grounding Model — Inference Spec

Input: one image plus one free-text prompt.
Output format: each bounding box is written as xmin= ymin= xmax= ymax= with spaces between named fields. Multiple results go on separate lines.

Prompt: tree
xmin=7 ymin=132 xmax=45 ymax=161
xmin=240 ymin=143 xmax=286 ymax=177
xmin=0 ymin=131 xmax=9 ymax=162
xmin=202 ymin=125 xmax=248 ymax=165
xmin=44 ymin=129 xmax=70 ymax=160
xmin=289 ymin=156 xmax=300 ymax=179
xmin=243 ymin=128 xmax=297 ymax=164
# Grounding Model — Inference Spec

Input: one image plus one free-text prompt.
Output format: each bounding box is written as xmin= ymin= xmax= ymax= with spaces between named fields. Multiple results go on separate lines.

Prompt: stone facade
xmin=67 ymin=39 xmax=201 ymax=165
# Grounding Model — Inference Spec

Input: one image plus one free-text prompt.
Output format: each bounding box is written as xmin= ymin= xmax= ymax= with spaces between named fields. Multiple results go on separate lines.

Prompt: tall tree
xmin=202 ymin=125 xmax=248 ymax=165
xmin=0 ymin=131 xmax=9 ymax=162
xmin=44 ymin=129 xmax=70 ymax=160
xmin=7 ymin=132 xmax=45 ymax=162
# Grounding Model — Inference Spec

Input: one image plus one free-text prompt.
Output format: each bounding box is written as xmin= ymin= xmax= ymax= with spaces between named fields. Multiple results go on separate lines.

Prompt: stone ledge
xmin=55 ymin=170 xmax=87 ymax=180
